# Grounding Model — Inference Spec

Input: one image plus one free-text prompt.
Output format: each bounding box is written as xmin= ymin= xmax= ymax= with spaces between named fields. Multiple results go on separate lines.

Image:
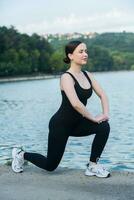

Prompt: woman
xmin=12 ymin=40 xmax=110 ymax=178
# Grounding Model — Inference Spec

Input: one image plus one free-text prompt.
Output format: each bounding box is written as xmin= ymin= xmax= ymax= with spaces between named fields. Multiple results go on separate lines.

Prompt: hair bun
xmin=63 ymin=57 xmax=70 ymax=64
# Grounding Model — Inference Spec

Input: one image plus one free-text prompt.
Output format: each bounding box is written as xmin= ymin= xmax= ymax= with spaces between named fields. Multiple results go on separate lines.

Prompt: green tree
xmin=131 ymin=65 xmax=134 ymax=70
xmin=50 ymin=50 xmax=64 ymax=73
xmin=30 ymin=49 xmax=40 ymax=73
xmin=89 ymin=46 xmax=113 ymax=71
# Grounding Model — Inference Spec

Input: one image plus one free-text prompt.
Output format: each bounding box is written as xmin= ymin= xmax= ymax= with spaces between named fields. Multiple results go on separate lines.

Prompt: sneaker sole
xmin=12 ymin=160 xmax=23 ymax=173
xmin=85 ymin=171 xmax=111 ymax=178
xmin=12 ymin=148 xmax=23 ymax=173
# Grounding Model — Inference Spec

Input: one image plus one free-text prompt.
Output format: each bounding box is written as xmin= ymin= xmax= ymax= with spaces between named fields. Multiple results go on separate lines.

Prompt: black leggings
xmin=24 ymin=119 xmax=110 ymax=171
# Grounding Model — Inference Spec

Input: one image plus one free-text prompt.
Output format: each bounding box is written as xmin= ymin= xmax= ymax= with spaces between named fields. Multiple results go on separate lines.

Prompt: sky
xmin=0 ymin=0 xmax=134 ymax=35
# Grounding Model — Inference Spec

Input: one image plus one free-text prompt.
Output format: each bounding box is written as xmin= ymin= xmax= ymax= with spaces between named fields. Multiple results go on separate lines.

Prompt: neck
xmin=69 ymin=63 xmax=82 ymax=74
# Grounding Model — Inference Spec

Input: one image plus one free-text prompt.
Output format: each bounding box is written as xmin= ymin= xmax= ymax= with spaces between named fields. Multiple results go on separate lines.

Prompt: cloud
xmin=16 ymin=9 xmax=134 ymax=35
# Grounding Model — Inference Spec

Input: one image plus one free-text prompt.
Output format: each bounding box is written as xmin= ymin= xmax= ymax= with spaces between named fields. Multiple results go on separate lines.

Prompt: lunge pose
xmin=12 ymin=40 xmax=110 ymax=178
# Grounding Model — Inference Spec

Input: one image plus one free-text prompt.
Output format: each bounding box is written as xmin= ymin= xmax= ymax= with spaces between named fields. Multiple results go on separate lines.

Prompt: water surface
xmin=0 ymin=71 xmax=134 ymax=171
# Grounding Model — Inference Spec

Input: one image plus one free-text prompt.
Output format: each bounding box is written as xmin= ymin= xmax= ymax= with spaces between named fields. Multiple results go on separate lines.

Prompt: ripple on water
xmin=0 ymin=71 xmax=134 ymax=172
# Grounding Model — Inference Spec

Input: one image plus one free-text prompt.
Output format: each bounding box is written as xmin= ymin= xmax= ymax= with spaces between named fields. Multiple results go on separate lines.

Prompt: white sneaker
xmin=85 ymin=163 xmax=110 ymax=178
xmin=12 ymin=147 xmax=24 ymax=173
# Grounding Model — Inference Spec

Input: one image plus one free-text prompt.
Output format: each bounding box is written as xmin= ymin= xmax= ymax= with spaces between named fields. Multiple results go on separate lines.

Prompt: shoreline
xmin=0 ymin=74 xmax=60 ymax=83
xmin=0 ymin=165 xmax=134 ymax=200
xmin=0 ymin=70 xmax=133 ymax=83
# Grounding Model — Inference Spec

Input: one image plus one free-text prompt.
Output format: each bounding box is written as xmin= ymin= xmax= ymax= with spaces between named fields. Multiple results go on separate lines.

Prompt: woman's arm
xmin=86 ymin=71 xmax=109 ymax=120
xmin=60 ymin=73 xmax=98 ymax=122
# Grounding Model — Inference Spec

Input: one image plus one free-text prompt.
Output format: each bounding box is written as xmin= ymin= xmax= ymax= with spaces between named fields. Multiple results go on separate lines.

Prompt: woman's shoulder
xmin=84 ymin=70 xmax=94 ymax=80
xmin=60 ymin=72 xmax=75 ymax=83
xmin=61 ymin=71 xmax=72 ymax=79
xmin=60 ymin=72 xmax=75 ymax=90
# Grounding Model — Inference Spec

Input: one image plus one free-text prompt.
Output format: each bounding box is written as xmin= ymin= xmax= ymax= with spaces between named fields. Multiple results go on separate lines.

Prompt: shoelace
xmin=89 ymin=164 xmax=107 ymax=173
xmin=95 ymin=164 xmax=106 ymax=170
xmin=16 ymin=150 xmax=24 ymax=165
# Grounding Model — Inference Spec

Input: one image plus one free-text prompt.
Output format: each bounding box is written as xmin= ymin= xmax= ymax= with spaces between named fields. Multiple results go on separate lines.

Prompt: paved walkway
xmin=0 ymin=165 xmax=133 ymax=200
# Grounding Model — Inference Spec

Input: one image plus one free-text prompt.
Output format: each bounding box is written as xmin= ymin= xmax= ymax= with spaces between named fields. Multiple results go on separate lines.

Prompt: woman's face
xmin=69 ymin=43 xmax=88 ymax=65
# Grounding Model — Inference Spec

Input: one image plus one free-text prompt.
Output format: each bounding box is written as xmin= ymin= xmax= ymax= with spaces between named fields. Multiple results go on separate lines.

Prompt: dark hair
xmin=63 ymin=40 xmax=82 ymax=64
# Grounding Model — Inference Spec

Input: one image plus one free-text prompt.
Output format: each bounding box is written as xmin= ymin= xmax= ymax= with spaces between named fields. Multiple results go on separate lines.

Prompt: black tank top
xmin=61 ymin=70 xmax=92 ymax=104
xmin=50 ymin=70 xmax=93 ymax=128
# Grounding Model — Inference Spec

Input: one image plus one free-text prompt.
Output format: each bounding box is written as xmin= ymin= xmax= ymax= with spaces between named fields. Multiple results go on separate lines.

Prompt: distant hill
xmin=85 ymin=32 xmax=134 ymax=52
xmin=47 ymin=32 xmax=134 ymax=53
xmin=47 ymin=32 xmax=134 ymax=72
xmin=0 ymin=26 xmax=134 ymax=77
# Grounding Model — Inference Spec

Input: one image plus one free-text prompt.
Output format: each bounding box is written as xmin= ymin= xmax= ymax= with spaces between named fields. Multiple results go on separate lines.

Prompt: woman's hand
xmin=93 ymin=114 xmax=109 ymax=124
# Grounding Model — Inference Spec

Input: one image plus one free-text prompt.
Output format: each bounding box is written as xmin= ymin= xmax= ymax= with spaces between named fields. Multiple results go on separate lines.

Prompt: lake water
xmin=0 ymin=71 xmax=134 ymax=172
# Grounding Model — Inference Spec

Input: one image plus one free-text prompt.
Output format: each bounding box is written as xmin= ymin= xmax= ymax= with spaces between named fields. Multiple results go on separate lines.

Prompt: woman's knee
xmin=98 ymin=121 xmax=110 ymax=135
xmin=103 ymin=121 xmax=110 ymax=130
xmin=45 ymin=164 xmax=58 ymax=172
xmin=46 ymin=167 xmax=55 ymax=172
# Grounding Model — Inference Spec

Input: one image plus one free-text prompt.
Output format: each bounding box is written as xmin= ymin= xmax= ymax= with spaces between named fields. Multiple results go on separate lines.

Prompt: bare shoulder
xmin=60 ymin=73 xmax=74 ymax=82
xmin=60 ymin=73 xmax=75 ymax=90
xmin=85 ymin=71 xmax=103 ymax=92
xmin=85 ymin=70 xmax=95 ymax=81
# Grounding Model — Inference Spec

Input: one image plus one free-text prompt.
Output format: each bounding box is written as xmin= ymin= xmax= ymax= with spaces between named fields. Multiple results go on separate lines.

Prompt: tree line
xmin=0 ymin=26 xmax=134 ymax=77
